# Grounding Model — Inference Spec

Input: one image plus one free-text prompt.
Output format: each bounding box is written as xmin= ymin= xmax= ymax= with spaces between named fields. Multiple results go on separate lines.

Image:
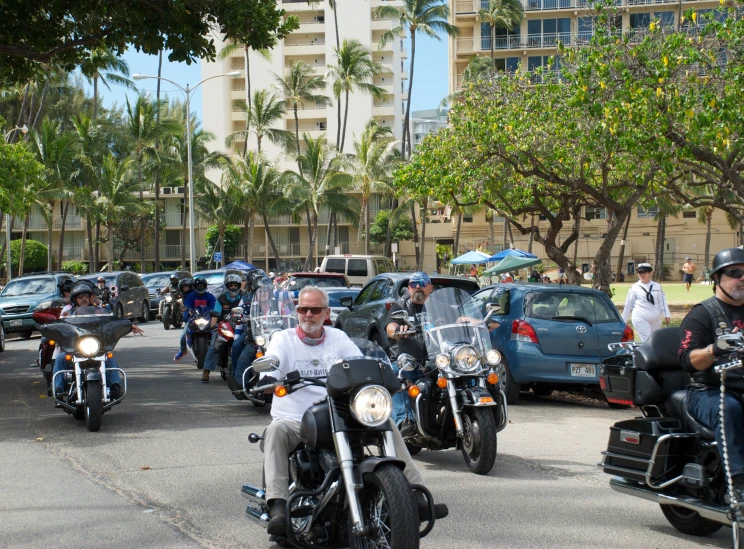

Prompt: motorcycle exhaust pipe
xmin=242 ymin=484 xmax=269 ymax=528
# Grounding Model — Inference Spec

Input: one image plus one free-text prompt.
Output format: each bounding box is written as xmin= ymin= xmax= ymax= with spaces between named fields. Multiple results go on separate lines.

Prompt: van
xmin=320 ymin=255 xmax=395 ymax=287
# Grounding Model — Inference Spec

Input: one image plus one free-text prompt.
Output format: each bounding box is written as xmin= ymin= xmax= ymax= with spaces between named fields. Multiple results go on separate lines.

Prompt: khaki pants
xmin=261 ymin=418 xmax=425 ymax=501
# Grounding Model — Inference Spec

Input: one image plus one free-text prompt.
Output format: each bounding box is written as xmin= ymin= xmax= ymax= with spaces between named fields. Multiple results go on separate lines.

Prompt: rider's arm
xmin=679 ymin=307 xmax=717 ymax=372
xmin=385 ymin=303 xmax=407 ymax=339
xmin=261 ymin=331 xmax=290 ymax=381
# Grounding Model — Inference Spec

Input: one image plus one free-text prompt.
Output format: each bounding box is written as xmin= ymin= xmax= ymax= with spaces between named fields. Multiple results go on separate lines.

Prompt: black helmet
xmin=170 ymin=274 xmax=179 ymax=284
xmin=193 ymin=276 xmax=208 ymax=294
xmin=178 ymin=278 xmax=193 ymax=292
xmin=58 ymin=279 xmax=75 ymax=294
xmin=70 ymin=283 xmax=94 ymax=303
xmin=712 ymin=248 xmax=744 ymax=278
xmin=224 ymin=273 xmax=242 ymax=298
xmin=246 ymin=269 xmax=271 ymax=293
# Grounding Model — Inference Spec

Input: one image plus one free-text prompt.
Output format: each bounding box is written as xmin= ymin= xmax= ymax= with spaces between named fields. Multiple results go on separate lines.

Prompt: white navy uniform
xmin=622 ymin=279 xmax=671 ymax=342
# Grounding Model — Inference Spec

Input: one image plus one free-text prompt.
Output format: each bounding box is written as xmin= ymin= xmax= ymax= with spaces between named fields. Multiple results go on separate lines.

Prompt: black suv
xmin=79 ymin=271 xmax=150 ymax=321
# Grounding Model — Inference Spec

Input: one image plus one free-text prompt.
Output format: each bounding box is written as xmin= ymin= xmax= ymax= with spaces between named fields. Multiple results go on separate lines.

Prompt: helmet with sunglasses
xmin=224 ymin=273 xmax=243 ymax=299
xmin=712 ymin=248 xmax=744 ymax=279
xmin=193 ymin=276 xmax=208 ymax=294
xmin=58 ymin=279 xmax=75 ymax=294
xmin=246 ymin=269 xmax=272 ymax=293
xmin=178 ymin=278 xmax=193 ymax=293
xmin=169 ymin=274 xmax=179 ymax=284
xmin=70 ymin=283 xmax=94 ymax=303
xmin=408 ymin=271 xmax=431 ymax=288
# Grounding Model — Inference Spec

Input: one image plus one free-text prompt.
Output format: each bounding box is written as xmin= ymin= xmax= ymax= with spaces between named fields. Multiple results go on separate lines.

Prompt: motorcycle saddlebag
xmin=602 ymin=417 xmax=692 ymax=483
xmin=599 ymin=353 xmax=636 ymax=406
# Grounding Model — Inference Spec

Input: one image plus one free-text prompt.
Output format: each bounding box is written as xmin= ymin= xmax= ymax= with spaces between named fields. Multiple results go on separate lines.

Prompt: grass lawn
xmin=611 ymin=282 xmax=714 ymax=306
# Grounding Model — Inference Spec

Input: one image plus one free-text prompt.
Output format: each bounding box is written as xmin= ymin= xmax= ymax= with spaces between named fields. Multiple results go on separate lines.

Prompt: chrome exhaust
xmin=242 ymin=484 xmax=269 ymax=528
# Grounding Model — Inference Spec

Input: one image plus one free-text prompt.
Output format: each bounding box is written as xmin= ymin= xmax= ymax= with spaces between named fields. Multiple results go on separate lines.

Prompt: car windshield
xmin=1 ymin=278 xmax=56 ymax=297
xmin=141 ymin=274 xmax=171 ymax=289
xmin=524 ymin=291 xmax=619 ymax=323
xmin=288 ymin=276 xmax=345 ymax=289
xmin=193 ymin=272 xmax=225 ymax=284
xmin=82 ymin=275 xmax=116 ymax=286
xmin=326 ymin=290 xmax=360 ymax=307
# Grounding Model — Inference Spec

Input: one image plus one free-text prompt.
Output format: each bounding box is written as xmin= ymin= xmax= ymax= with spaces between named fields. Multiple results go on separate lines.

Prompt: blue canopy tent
xmin=449 ymin=250 xmax=492 ymax=265
xmin=487 ymin=248 xmax=538 ymax=262
xmin=222 ymin=260 xmax=257 ymax=271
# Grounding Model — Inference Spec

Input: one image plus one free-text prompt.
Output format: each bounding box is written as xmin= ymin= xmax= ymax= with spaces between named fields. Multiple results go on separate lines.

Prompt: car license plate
xmin=570 ymin=364 xmax=596 ymax=377
xmin=9 ymin=319 xmax=22 ymax=327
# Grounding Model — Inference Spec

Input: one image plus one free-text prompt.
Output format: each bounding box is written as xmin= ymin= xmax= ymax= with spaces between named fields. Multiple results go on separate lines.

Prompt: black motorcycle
xmin=45 ymin=306 xmax=131 ymax=432
xmin=391 ymin=287 xmax=507 ymax=474
xmin=186 ymin=305 xmax=214 ymax=369
xmin=160 ymin=289 xmax=183 ymax=330
xmin=241 ymin=339 xmax=436 ymax=548
xmin=599 ymin=326 xmax=744 ymax=544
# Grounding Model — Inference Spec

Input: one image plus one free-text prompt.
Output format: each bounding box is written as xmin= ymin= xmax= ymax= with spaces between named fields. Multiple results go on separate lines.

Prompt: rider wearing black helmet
xmin=679 ymin=247 xmax=744 ymax=495
xmin=178 ymin=276 xmax=217 ymax=381
xmin=202 ymin=273 xmax=250 ymax=377
xmin=58 ymin=279 xmax=75 ymax=302
xmin=173 ymin=278 xmax=194 ymax=360
xmin=161 ymin=274 xmax=180 ymax=295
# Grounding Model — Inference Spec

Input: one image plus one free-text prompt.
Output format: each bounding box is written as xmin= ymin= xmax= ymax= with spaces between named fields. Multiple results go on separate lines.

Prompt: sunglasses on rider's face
xmin=409 ymin=282 xmax=428 ymax=289
xmin=722 ymin=268 xmax=744 ymax=279
xmin=297 ymin=306 xmax=326 ymax=315
xmin=226 ymin=283 xmax=241 ymax=289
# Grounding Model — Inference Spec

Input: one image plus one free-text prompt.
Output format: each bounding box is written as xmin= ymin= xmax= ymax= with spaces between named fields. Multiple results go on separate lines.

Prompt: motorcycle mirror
xmin=231 ymin=307 xmax=243 ymax=314
xmin=389 ymin=310 xmax=408 ymax=320
xmin=252 ymin=356 xmax=279 ymax=372
xmin=397 ymin=353 xmax=416 ymax=372
xmin=486 ymin=303 xmax=501 ymax=313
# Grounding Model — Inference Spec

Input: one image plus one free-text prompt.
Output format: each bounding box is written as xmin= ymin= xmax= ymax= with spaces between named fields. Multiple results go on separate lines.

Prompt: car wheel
xmin=0 ymin=324 xmax=5 ymax=352
xmin=494 ymin=358 xmax=521 ymax=405
xmin=137 ymin=301 xmax=149 ymax=323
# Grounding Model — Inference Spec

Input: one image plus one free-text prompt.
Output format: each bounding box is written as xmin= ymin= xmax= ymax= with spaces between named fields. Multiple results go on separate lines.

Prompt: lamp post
xmin=4 ymin=124 xmax=28 ymax=142
xmin=131 ymin=71 xmax=241 ymax=273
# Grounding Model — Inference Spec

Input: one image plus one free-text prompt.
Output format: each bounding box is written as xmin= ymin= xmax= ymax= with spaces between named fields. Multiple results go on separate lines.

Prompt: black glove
xmin=713 ymin=333 xmax=744 ymax=357
xmin=259 ymin=376 xmax=278 ymax=387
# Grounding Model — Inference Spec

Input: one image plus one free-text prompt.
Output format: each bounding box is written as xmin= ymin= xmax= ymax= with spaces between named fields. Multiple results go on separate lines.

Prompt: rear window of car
xmin=289 ymin=276 xmax=346 ymax=290
xmin=348 ymin=259 xmax=368 ymax=277
xmin=142 ymin=274 xmax=170 ymax=289
xmin=525 ymin=291 xmax=619 ymax=322
xmin=193 ymin=272 xmax=225 ymax=284
xmin=432 ymin=279 xmax=479 ymax=294
xmin=325 ymin=258 xmax=346 ymax=274
xmin=1 ymin=277 xmax=56 ymax=297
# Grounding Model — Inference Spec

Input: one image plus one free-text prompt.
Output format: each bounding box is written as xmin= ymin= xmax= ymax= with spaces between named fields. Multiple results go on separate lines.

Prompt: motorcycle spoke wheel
xmin=461 ymin=408 xmax=498 ymax=475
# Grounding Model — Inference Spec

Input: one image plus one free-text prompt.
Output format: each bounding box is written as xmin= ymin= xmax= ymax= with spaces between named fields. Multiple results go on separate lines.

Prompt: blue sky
xmin=89 ymin=33 xmax=448 ymax=119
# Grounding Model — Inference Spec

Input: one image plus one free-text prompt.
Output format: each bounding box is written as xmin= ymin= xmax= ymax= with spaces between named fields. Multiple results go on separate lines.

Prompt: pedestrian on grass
xmin=683 ymin=257 xmax=697 ymax=294
xmin=622 ymin=263 xmax=672 ymax=342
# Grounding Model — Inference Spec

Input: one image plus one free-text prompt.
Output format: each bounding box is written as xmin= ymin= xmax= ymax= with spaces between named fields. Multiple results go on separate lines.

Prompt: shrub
xmin=10 ymin=239 xmax=48 ymax=272
xmin=61 ymin=260 xmax=88 ymax=275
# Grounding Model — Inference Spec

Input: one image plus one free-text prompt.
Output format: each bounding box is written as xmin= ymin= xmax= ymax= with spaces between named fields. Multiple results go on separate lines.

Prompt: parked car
xmin=79 ymin=271 xmax=150 ymax=321
xmin=466 ymin=283 xmax=634 ymax=404
xmin=141 ymin=270 xmax=191 ymax=318
xmin=190 ymin=268 xmax=248 ymax=298
xmin=321 ymin=287 xmax=361 ymax=325
xmin=282 ymin=272 xmax=350 ymax=301
xmin=319 ymin=254 xmax=395 ymax=287
xmin=335 ymin=273 xmax=480 ymax=353
xmin=0 ymin=308 xmax=5 ymax=351
xmin=0 ymin=272 xmax=76 ymax=339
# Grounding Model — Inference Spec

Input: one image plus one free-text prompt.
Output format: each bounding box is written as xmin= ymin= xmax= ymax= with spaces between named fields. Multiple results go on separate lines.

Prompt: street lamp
xmin=4 ymin=124 xmax=28 ymax=141
xmin=131 ymin=70 xmax=242 ymax=273
xmin=3 ymin=125 xmax=27 ymax=280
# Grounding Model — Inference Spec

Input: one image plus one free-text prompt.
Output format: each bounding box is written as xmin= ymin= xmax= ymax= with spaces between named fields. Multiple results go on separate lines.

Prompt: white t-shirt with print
xmin=263 ymin=327 xmax=361 ymax=422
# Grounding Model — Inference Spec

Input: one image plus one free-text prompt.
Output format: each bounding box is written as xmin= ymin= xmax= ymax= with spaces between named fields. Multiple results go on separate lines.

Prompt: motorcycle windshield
xmin=192 ymin=305 xmax=212 ymax=320
xmin=423 ymin=287 xmax=491 ymax=360
xmin=347 ymin=337 xmax=392 ymax=365
xmin=250 ymin=287 xmax=297 ymax=340
xmin=41 ymin=306 xmax=131 ymax=353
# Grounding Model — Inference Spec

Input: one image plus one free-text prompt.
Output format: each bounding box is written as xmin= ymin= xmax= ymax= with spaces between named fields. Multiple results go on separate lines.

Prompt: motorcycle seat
xmin=634 ymin=327 xmax=681 ymax=372
xmin=665 ymin=390 xmax=716 ymax=441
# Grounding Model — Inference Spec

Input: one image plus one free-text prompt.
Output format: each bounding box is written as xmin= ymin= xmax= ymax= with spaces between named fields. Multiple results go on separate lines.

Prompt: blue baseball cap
xmin=408 ymin=272 xmax=432 ymax=287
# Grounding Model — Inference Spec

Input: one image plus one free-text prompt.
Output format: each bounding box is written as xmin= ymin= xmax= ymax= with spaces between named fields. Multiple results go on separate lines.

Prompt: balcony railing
xmin=163 ymin=212 xmax=184 ymax=227
xmin=285 ymin=39 xmax=325 ymax=47
xmin=457 ymin=0 xmax=699 ymax=12
xmin=456 ymin=37 xmax=475 ymax=52
xmin=161 ymin=245 xmax=182 ymax=258
xmin=13 ymin=215 xmax=47 ymax=230
xmin=62 ymin=247 xmax=83 ymax=260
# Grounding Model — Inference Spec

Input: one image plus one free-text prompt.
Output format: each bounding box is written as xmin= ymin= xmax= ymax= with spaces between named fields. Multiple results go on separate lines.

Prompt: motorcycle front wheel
xmin=162 ymin=307 xmax=171 ymax=330
xmin=85 ymin=381 xmax=103 ymax=432
xmin=195 ymin=337 xmax=208 ymax=370
xmin=349 ymin=463 xmax=420 ymax=549
xmin=461 ymin=407 xmax=498 ymax=475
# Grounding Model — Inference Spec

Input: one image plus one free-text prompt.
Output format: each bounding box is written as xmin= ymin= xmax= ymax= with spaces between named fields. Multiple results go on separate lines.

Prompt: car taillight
xmin=511 ymin=320 xmax=539 ymax=344
xmin=608 ymin=398 xmax=635 ymax=407
xmin=385 ymin=301 xmax=393 ymax=311
xmin=621 ymin=325 xmax=634 ymax=342
xmin=599 ymin=377 xmax=607 ymax=391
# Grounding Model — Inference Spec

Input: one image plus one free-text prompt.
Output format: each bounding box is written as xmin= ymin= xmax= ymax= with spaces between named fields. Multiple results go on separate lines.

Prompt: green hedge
xmin=62 ymin=260 xmax=88 ymax=275
xmin=10 ymin=239 xmax=48 ymax=272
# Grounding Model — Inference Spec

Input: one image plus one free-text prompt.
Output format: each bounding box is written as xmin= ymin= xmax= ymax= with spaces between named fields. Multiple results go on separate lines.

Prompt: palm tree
xmin=279 ymin=134 xmax=359 ymax=270
xmin=478 ymin=0 xmax=524 ymax=65
xmin=80 ymin=47 xmax=136 ymax=120
xmin=308 ymin=0 xmax=341 ymax=50
xmin=225 ymin=89 xmax=294 ymax=154
xmin=95 ymin=155 xmax=151 ymax=270
xmin=327 ymin=40 xmax=386 ymax=153
xmin=345 ymin=120 xmax=399 ymax=254
xmin=374 ymin=0 xmax=459 ymax=159
xmin=274 ymin=61 xmax=330 ymax=162
xmin=194 ymin=180 xmax=243 ymax=265
xmin=464 ymin=56 xmax=497 ymax=84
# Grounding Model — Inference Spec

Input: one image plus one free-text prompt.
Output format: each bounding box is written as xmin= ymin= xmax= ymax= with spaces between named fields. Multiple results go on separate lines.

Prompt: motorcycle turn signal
xmin=408 ymin=385 xmax=421 ymax=398
xmin=436 ymin=377 xmax=448 ymax=389
xmin=274 ymin=385 xmax=288 ymax=398
xmin=487 ymin=372 xmax=499 ymax=385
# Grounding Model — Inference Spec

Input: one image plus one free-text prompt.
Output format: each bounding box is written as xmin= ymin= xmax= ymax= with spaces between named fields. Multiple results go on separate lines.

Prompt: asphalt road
xmin=0 ymin=323 xmax=731 ymax=549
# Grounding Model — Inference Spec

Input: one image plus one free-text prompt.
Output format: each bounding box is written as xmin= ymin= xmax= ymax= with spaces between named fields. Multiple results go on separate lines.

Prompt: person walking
xmin=622 ymin=262 xmax=672 ymax=342
xmin=683 ymin=257 xmax=697 ymax=294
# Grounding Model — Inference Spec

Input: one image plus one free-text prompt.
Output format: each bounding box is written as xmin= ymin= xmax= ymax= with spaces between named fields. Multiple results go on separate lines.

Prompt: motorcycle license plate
xmin=570 ymin=364 xmax=596 ymax=377
xmin=10 ymin=319 xmax=22 ymax=327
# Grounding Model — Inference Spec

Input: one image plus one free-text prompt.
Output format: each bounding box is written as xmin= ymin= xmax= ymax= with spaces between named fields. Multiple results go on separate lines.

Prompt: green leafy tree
xmin=9 ymin=239 xmax=47 ymax=272
xmin=80 ymin=47 xmax=135 ymax=120
xmin=205 ymin=224 xmax=243 ymax=265
xmin=226 ymin=89 xmax=294 ymax=154
xmin=368 ymin=209 xmax=414 ymax=244
xmin=0 ymin=140 xmax=44 ymax=217
xmin=478 ymin=0 xmax=524 ymax=65
xmin=195 ymin=180 xmax=244 ymax=265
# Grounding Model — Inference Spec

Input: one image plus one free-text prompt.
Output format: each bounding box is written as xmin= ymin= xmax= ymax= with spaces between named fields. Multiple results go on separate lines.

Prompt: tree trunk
xmin=263 ymin=215 xmax=281 ymax=269
xmin=247 ymin=214 xmax=254 ymax=264
xmin=704 ymin=207 xmax=712 ymax=268
xmin=384 ymin=197 xmax=398 ymax=257
xmin=325 ymin=211 xmax=334 ymax=256
xmin=340 ymin=90 xmax=350 ymax=153
xmin=503 ymin=217 xmax=508 ymax=249
xmin=294 ymin=104 xmax=302 ymax=171
xmin=615 ymin=212 xmax=632 ymax=280
xmin=491 ymin=24 xmax=495 ymax=63
xmin=154 ymin=50 xmax=163 ymax=271
xmin=19 ymin=213 xmax=29 ymax=276
xmin=303 ymin=205 xmax=314 ymax=271
xmin=572 ymin=212 xmax=581 ymax=269
xmin=364 ymin=197 xmax=370 ymax=255
xmin=138 ymin=158 xmax=145 ymax=273
xmin=243 ymin=46 xmax=252 ymax=158
xmin=9 ymin=84 xmax=29 ymax=143
xmin=592 ymin=210 xmax=630 ymax=295
xmin=454 ymin=212 xmax=462 ymax=256
xmin=86 ymin=216 xmax=95 ymax=272
xmin=418 ymin=198 xmax=428 ymax=271
xmin=403 ymin=31 xmax=416 ymax=159
xmin=58 ymin=201 xmax=69 ymax=270
xmin=358 ymin=197 xmax=366 ymax=254
xmin=411 ymin=202 xmax=420 ymax=269
xmin=654 ymin=215 xmax=666 ymax=282
xmin=506 ymin=219 xmax=514 ymax=248
xmin=488 ymin=210 xmax=495 ymax=249
xmin=30 ymin=80 xmax=49 ymax=132
xmin=219 ymin=225 xmax=226 ymax=265
xmin=95 ymin=221 xmax=101 ymax=270
xmin=93 ymin=75 xmax=99 ymax=120
xmin=0 ymin=216 xmax=15 ymax=276
xmin=46 ymin=206 xmax=53 ymax=272
xmin=527 ymin=215 xmax=535 ymax=253
xmin=335 ymin=92 xmax=342 ymax=150
xmin=181 ymin=185 xmax=188 ymax=267
xmin=332 ymin=1 xmax=340 ymax=49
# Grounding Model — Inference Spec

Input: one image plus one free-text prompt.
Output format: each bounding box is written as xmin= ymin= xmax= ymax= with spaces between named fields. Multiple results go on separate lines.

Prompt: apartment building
xmin=449 ymin=0 xmax=721 ymax=92
xmin=410 ymin=108 xmax=448 ymax=152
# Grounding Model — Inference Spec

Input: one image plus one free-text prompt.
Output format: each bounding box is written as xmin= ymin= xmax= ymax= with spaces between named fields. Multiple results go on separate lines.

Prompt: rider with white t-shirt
xmin=622 ymin=262 xmax=671 ymax=342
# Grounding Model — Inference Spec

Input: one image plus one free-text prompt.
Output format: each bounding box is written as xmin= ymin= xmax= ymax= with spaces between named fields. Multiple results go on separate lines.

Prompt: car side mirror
xmin=340 ymin=296 xmax=353 ymax=308
xmin=119 ymin=285 xmax=129 ymax=292
xmin=252 ymin=355 xmax=279 ymax=372
xmin=486 ymin=303 xmax=501 ymax=313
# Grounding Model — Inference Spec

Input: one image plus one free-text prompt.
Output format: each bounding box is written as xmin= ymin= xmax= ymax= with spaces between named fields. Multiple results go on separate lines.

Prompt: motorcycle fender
xmin=353 ymin=457 xmax=406 ymax=486
xmin=84 ymin=367 xmax=103 ymax=382
xmin=461 ymin=387 xmax=497 ymax=407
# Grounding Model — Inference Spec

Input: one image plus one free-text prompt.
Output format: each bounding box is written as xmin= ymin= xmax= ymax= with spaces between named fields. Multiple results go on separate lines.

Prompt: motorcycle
xmin=216 ymin=306 xmax=244 ymax=381
xmin=185 ymin=305 xmax=214 ymax=369
xmin=241 ymin=287 xmax=297 ymax=407
xmin=242 ymin=339 xmax=435 ymax=548
xmin=32 ymin=297 xmax=66 ymax=395
xmin=391 ymin=287 xmax=507 ymax=475
xmin=44 ymin=306 xmax=131 ymax=432
xmin=159 ymin=289 xmax=183 ymax=330
xmin=599 ymin=326 xmax=744 ymax=544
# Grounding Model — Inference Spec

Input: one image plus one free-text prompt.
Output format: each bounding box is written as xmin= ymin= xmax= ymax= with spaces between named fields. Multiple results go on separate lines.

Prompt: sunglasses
xmin=722 ymin=268 xmax=744 ymax=279
xmin=409 ymin=282 xmax=428 ymax=289
xmin=226 ymin=283 xmax=241 ymax=289
xmin=297 ymin=306 xmax=326 ymax=315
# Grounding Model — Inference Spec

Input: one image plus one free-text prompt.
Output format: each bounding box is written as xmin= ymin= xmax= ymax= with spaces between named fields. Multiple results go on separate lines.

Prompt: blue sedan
xmin=469 ymin=283 xmax=633 ymax=404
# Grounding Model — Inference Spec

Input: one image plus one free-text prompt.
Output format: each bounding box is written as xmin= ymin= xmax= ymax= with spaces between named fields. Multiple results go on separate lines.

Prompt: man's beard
xmin=300 ymin=319 xmax=323 ymax=335
xmin=726 ymin=285 xmax=744 ymax=302
xmin=411 ymin=289 xmax=426 ymax=304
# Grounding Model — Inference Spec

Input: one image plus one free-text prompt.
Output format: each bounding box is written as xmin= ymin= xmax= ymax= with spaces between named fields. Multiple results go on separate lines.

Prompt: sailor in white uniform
xmin=622 ymin=263 xmax=671 ymax=342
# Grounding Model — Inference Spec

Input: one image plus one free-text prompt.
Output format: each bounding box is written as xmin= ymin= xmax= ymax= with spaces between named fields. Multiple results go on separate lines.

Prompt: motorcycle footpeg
xmin=248 ymin=433 xmax=264 ymax=443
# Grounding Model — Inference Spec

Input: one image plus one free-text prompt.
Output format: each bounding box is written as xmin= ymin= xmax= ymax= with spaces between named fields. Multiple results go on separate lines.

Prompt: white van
xmin=320 ymin=255 xmax=395 ymax=287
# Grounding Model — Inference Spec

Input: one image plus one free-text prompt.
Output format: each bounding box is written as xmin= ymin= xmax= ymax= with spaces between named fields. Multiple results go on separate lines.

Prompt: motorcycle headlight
xmin=435 ymin=354 xmax=451 ymax=370
xmin=165 ymin=295 xmax=173 ymax=303
xmin=77 ymin=336 xmax=101 ymax=357
xmin=350 ymin=385 xmax=393 ymax=427
xmin=254 ymin=335 xmax=266 ymax=347
xmin=486 ymin=349 xmax=502 ymax=365
xmin=453 ymin=345 xmax=480 ymax=373
xmin=195 ymin=318 xmax=209 ymax=330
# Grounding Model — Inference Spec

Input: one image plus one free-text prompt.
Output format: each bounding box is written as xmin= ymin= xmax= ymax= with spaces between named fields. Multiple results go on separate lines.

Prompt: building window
xmin=463 ymin=214 xmax=473 ymax=223
xmin=682 ymin=210 xmax=697 ymax=219
xmin=637 ymin=205 xmax=659 ymax=218
xmin=483 ymin=22 xmax=520 ymax=50
xmin=494 ymin=57 xmax=521 ymax=73
xmin=585 ymin=206 xmax=607 ymax=220
xmin=527 ymin=18 xmax=571 ymax=48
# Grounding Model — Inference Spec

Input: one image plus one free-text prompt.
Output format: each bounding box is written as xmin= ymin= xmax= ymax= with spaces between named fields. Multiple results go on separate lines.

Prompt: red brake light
xmin=621 ymin=325 xmax=634 ymax=342
xmin=511 ymin=320 xmax=539 ymax=344
xmin=599 ymin=377 xmax=607 ymax=391
xmin=385 ymin=301 xmax=393 ymax=311
xmin=608 ymin=398 xmax=635 ymax=406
